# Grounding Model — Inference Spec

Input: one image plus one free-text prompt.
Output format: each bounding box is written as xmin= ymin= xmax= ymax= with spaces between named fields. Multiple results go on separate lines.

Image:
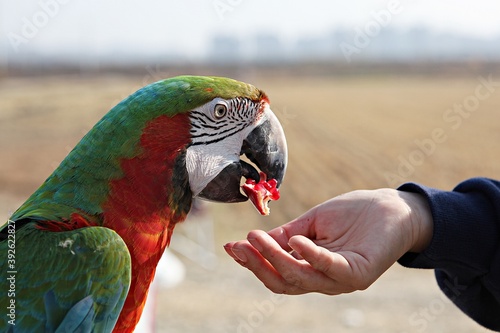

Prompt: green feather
xmin=0 ymin=224 xmax=131 ymax=332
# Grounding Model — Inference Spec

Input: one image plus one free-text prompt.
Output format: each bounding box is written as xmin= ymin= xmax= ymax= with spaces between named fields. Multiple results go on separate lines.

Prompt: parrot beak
xmin=198 ymin=108 xmax=288 ymax=203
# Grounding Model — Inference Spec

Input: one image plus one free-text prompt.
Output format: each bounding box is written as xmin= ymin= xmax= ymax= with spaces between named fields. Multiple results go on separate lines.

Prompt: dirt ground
xmin=1 ymin=71 xmax=499 ymax=332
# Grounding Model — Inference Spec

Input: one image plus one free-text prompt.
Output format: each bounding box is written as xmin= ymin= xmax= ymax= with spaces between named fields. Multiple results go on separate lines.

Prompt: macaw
xmin=0 ymin=76 xmax=287 ymax=332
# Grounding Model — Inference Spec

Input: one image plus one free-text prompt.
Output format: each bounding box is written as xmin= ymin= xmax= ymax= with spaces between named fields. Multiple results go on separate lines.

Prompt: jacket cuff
xmin=397 ymin=178 xmax=500 ymax=273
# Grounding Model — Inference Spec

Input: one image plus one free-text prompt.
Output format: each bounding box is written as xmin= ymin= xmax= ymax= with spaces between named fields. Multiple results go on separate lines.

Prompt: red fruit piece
xmin=241 ymin=172 xmax=280 ymax=215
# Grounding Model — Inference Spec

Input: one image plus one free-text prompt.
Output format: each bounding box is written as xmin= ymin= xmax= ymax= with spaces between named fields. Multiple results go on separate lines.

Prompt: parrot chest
xmin=109 ymin=215 xmax=179 ymax=333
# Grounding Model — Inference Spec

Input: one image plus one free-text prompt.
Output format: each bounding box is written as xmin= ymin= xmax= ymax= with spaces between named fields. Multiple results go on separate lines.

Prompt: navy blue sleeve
xmin=397 ymin=177 xmax=500 ymax=331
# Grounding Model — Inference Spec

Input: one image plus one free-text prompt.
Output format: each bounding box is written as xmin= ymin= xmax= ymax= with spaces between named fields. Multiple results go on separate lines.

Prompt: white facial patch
xmin=185 ymin=97 xmax=265 ymax=196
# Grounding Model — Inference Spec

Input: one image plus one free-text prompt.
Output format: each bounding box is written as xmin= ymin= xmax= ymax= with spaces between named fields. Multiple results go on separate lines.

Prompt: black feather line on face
xmin=189 ymin=97 xmax=261 ymax=146
xmin=189 ymin=122 xmax=248 ymax=145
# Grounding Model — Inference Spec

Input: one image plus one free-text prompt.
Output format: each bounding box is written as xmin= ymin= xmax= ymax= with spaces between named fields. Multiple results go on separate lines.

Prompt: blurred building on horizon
xmin=2 ymin=26 xmax=500 ymax=75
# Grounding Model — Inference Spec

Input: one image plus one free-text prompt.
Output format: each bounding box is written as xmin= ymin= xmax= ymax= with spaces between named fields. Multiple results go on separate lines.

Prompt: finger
xmin=288 ymin=235 xmax=352 ymax=283
xmin=224 ymin=241 xmax=248 ymax=263
xmin=248 ymin=230 xmax=343 ymax=295
xmin=225 ymin=240 xmax=302 ymax=294
xmin=265 ymin=209 xmax=319 ymax=251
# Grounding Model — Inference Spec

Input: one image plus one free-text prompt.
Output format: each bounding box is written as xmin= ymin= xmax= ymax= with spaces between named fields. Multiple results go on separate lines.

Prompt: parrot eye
xmin=213 ymin=103 xmax=227 ymax=119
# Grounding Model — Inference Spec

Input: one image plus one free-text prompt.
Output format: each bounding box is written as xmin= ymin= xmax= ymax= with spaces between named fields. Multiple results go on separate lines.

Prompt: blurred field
xmin=1 ymin=71 xmax=499 ymax=333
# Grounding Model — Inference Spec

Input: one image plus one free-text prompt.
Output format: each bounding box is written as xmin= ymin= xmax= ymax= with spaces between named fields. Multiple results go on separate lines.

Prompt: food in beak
xmin=241 ymin=172 xmax=280 ymax=215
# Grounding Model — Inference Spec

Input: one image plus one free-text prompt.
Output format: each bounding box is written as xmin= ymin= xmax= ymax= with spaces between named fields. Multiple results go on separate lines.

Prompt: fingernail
xmin=231 ymin=248 xmax=248 ymax=263
xmin=288 ymin=237 xmax=303 ymax=255
xmin=248 ymin=237 xmax=263 ymax=252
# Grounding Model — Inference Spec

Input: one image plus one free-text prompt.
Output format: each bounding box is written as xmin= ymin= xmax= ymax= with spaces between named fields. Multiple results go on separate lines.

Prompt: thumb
xmin=267 ymin=211 xmax=319 ymax=250
xmin=288 ymin=235 xmax=351 ymax=281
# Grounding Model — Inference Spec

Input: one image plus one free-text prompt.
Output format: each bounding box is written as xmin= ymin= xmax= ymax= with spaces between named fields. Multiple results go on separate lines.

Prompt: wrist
xmin=399 ymin=191 xmax=433 ymax=253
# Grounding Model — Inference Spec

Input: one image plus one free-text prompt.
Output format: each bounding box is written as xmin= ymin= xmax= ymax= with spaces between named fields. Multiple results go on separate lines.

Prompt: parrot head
xmin=142 ymin=75 xmax=288 ymax=212
xmin=186 ymin=86 xmax=287 ymax=205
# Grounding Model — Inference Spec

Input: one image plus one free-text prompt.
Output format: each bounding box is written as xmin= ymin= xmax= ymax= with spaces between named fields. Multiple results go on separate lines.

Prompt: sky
xmin=1 ymin=0 xmax=500 ymax=62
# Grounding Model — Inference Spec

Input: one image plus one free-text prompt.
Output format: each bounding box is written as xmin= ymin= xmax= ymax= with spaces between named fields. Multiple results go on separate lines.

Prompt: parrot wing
xmin=0 ymin=222 xmax=131 ymax=332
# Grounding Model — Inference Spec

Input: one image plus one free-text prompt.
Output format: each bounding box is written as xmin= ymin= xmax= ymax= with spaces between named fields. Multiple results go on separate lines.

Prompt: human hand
xmin=224 ymin=189 xmax=433 ymax=295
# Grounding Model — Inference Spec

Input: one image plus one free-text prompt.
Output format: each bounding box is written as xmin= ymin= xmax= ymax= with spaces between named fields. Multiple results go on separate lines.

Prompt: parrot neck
xmin=100 ymin=114 xmax=193 ymax=332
